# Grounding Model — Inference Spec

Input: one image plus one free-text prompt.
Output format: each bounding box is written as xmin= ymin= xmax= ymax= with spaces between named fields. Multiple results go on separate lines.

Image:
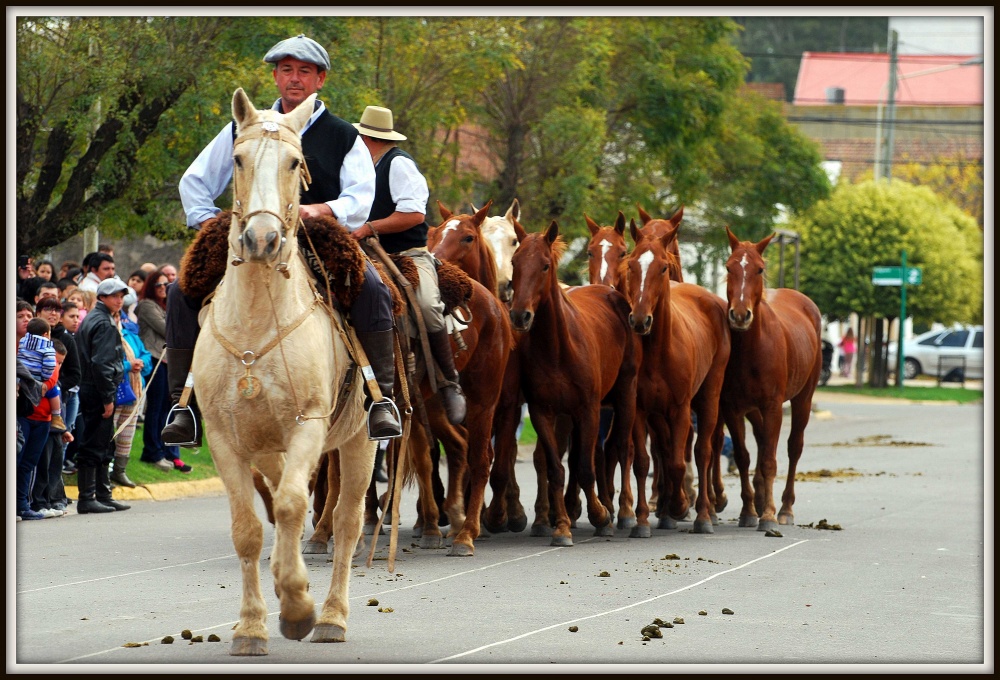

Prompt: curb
xmin=64 ymin=477 xmax=226 ymax=502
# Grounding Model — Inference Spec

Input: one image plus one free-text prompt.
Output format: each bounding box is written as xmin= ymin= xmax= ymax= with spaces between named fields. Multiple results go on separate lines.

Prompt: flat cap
xmin=263 ymin=34 xmax=331 ymax=72
xmin=96 ymin=277 xmax=129 ymax=297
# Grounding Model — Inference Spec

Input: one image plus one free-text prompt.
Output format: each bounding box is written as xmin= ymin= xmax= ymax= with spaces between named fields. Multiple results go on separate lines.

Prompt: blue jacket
xmin=121 ymin=318 xmax=153 ymax=386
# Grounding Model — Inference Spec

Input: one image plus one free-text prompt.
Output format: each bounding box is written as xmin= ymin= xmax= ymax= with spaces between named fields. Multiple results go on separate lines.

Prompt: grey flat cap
xmin=263 ymin=34 xmax=331 ymax=72
xmin=96 ymin=277 xmax=129 ymax=297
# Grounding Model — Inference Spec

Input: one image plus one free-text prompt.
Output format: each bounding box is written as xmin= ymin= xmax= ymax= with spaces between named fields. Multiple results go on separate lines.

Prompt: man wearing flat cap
xmin=168 ymin=34 xmax=403 ymax=444
xmin=74 ymin=277 xmax=132 ymax=514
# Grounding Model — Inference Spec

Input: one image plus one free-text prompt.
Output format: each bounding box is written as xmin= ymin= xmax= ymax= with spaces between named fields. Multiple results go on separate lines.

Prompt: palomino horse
xmin=190 ymin=90 xmax=374 ymax=655
xmin=480 ymin=198 xmax=524 ymax=304
xmin=491 ymin=220 xmax=639 ymax=546
xmin=721 ymin=226 xmax=823 ymax=532
xmin=623 ymin=216 xmax=731 ymax=535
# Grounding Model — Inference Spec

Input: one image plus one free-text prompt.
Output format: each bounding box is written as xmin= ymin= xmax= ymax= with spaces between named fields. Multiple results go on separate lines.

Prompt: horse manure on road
xmin=568 ymin=626 xmax=579 ymax=633
xmin=660 ymin=553 xmax=680 ymax=560
xmin=181 ymin=629 xmax=192 ymax=640
xmin=207 ymin=634 xmax=221 ymax=642
xmin=829 ymin=434 xmax=932 ymax=448
xmin=698 ymin=610 xmax=708 ymax=616
xmin=367 ymin=598 xmax=379 ymax=606
xmin=598 ymin=571 xmax=611 ymax=577
xmin=161 ymin=635 xmax=174 ymax=644
xmin=722 ymin=608 xmax=735 ymax=615
xmin=640 ymin=625 xmax=663 ymax=639
xmin=765 ymin=529 xmax=783 ymax=537
xmin=122 ymin=642 xmax=147 ymax=648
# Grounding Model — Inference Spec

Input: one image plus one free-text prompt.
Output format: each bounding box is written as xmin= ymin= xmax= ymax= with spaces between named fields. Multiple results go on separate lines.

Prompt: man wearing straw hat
xmin=351 ymin=105 xmax=466 ymax=427
xmin=166 ymin=34 xmax=403 ymax=446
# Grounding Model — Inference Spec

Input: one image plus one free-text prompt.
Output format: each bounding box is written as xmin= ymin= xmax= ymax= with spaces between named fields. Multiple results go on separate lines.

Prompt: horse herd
xmin=189 ymin=90 xmax=823 ymax=655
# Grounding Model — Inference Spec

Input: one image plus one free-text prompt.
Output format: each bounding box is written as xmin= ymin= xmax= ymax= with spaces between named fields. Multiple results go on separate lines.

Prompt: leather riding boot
xmin=111 ymin=454 xmax=137 ymax=488
xmin=161 ymin=348 xmax=202 ymax=448
xmin=76 ymin=467 xmax=115 ymax=514
xmin=428 ymin=329 xmax=467 ymax=425
xmin=373 ymin=443 xmax=389 ymax=483
xmin=356 ymin=330 xmax=402 ymax=440
xmin=96 ymin=462 xmax=131 ymax=511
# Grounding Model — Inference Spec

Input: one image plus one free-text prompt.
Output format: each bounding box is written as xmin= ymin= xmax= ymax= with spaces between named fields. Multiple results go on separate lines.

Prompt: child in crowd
xmin=17 ymin=317 xmax=68 ymax=433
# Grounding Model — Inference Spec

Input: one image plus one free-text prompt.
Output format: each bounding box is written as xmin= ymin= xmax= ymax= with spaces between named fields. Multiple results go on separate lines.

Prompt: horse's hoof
xmin=352 ymin=537 xmax=366 ymax=559
xmin=230 ymin=636 xmax=268 ymax=656
xmin=311 ymin=623 xmax=346 ymax=643
xmin=739 ymin=515 xmax=759 ymax=528
xmin=710 ymin=512 xmax=720 ymax=526
xmin=715 ymin=496 xmax=729 ymax=513
xmin=778 ymin=512 xmax=794 ymax=526
xmin=617 ymin=515 xmax=637 ymax=531
xmin=530 ymin=523 xmax=554 ymax=537
xmin=629 ymin=524 xmax=651 ymax=538
xmin=692 ymin=519 xmax=715 ymax=534
xmin=420 ymin=534 xmax=443 ymax=550
xmin=507 ymin=513 xmax=528 ymax=533
xmin=594 ymin=525 xmax=614 ymax=537
xmin=657 ymin=516 xmax=677 ymax=530
xmin=757 ymin=519 xmax=779 ymax=533
xmin=478 ymin=525 xmax=492 ymax=539
xmin=550 ymin=534 xmax=574 ymax=547
xmin=363 ymin=523 xmax=377 ymax=536
xmin=279 ymin=611 xmax=316 ymax=641
xmin=448 ymin=542 xmax=475 ymax=557
xmin=412 ymin=525 xmax=423 ymax=538
xmin=302 ymin=541 xmax=329 ymax=555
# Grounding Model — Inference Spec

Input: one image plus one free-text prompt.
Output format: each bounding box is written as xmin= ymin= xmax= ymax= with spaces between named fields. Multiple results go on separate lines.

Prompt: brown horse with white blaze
xmin=495 ymin=219 xmax=639 ymax=546
xmin=721 ymin=226 xmax=823 ymax=532
xmin=623 ymin=217 xmax=731 ymax=534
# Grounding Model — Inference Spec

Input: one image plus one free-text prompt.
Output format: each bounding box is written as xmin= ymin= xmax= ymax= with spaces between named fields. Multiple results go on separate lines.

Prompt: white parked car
xmin=887 ymin=325 xmax=984 ymax=380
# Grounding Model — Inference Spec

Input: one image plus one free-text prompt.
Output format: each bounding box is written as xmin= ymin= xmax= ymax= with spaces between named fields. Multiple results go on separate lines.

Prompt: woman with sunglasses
xmin=135 ymin=267 xmax=184 ymax=472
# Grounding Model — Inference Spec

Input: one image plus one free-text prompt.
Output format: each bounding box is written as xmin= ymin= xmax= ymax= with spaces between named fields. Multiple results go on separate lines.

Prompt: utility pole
xmin=878 ymin=30 xmax=899 ymax=182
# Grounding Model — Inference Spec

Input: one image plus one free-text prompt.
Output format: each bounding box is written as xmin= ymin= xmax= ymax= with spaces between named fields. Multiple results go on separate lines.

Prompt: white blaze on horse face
xmin=599 ymin=238 xmax=613 ymax=282
xmin=441 ymin=219 xmax=461 ymax=241
xmin=738 ymin=253 xmax=749 ymax=304
xmin=637 ymin=249 xmax=655 ymax=300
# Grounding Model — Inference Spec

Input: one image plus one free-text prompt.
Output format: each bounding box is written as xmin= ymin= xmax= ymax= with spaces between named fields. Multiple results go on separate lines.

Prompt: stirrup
xmin=164 ymin=403 xmax=201 ymax=448
xmin=366 ymin=399 xmax=402 ymax=441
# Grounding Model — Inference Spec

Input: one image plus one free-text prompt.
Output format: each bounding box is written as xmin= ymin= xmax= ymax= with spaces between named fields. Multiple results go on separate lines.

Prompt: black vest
xmin=231 ymin=102 xmax=357 ymax=205
xmin=368 ymin=146 xmax=429 ymax=254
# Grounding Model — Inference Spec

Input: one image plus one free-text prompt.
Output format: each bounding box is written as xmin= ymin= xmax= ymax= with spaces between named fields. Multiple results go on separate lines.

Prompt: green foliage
xmin=792 ymin=179 xmax=984 ymax=325
xmin=818 ymin=384 xmax=983 ymax=405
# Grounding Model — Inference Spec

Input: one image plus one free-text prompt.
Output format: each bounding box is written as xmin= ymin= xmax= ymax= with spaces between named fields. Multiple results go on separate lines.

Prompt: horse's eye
xmin=542 ymin=264 xmax=550 ymax=272
xmin=619 ymin=252 xmax=626 ymax=259
xmin=661 ymin=266 xmax=668 ymax=275
xmin=461 ymin=235 xmax=474 ymax=244
xmin=587 ymin=251 xmax=594 ymax=258
xmin=234 ymin=156 xmax=243 ymax=169
xmin=511 ymin=239 xmax=518 ymax=247
xmin=290 ymin=158 xmax=300 ymax=170
xmin=758 ymin=267 xmax=764 ymax=274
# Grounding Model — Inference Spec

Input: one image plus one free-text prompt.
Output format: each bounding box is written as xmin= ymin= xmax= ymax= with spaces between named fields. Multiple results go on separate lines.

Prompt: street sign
xmin=872 ymin=266 xmax=922 ymax=286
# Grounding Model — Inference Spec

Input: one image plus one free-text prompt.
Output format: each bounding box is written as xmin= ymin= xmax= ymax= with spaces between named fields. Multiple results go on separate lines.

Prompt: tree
xmin=790 ymin=179 xmax=983 ymax=384
xmin=880 ymin=153 xmax=984 ymax=229
xmin=16 ymin=16 xmax=233 ymax=256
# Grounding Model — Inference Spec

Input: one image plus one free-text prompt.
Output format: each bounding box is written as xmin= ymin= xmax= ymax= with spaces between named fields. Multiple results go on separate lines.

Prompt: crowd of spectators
xmin=15 ymin=249 xmax=192 ymax=521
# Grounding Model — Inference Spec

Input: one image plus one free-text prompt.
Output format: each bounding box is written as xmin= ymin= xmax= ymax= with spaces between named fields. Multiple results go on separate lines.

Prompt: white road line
xmin=18 ymin=554 xmax=238 ymax=594
xmin=428 ymin=539 xmax=811 ymax=663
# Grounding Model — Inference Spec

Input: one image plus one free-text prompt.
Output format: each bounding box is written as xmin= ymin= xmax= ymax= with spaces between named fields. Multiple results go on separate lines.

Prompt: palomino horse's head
xmin=636 ymin=204 xmax=685 ymax=283
xmin=585 ymin=211 xmax=629 ymax=289
xmin=624 ymin=217 xmax=681 ymax=335
xmin=229 ymin=87 xmax=314 ymax=266
xmin=480 ymin=198 xmax=526 ymax=303
xmin=725 ymin=226 xmax=775 ymax=331
xmin=509 ymin=220 xmax=565 ymax=332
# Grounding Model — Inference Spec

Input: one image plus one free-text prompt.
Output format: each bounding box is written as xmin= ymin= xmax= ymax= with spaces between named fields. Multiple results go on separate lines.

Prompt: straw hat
xmin=353 ymin=106 xmax=407 ymax=141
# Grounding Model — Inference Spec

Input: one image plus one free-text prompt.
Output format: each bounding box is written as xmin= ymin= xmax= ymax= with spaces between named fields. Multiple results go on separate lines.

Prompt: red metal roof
xmin=793 ymin=52 xmax=983 ymax=107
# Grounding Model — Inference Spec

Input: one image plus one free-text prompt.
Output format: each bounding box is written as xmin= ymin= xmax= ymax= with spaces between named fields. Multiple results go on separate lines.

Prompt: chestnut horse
xmin=490 ymin=220 xmax=639 ymax=546
xmin=721 ymin=227 xmax=822 ymax=532
xmin=622 ymin=216 xmax=731 ymax=535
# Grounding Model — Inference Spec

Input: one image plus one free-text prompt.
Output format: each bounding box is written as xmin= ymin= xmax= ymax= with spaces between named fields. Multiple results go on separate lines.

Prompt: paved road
xmin=11 ymin=395 xmax=991 ymax=671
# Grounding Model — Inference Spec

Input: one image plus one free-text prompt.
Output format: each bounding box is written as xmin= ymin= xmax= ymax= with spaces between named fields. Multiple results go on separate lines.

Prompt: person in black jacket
xmin=74 ymin=278 xmax=132 ymax=514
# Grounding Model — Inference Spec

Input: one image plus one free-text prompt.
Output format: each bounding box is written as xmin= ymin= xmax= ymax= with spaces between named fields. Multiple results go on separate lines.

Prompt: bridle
xmin=229 ymin=118 xmax=312 ymax=276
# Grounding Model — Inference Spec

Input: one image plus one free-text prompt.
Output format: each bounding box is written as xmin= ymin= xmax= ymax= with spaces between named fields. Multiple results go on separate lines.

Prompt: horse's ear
xmin=584 ymin=214 xmax=601 ymax=236
xmin=614 ymin=211 xmax=627 ymax=235
xmin=473 ymin=200 xmax=493 ymax=227
xmin=636 ymin=203 xmax=653 ymax=226
xmin=545 ymin=220 xmax=559 ymax=244
xmin=629 ymin=218 xmax=643 ymax=245
xmin=513 ymin=215 xmax=528 ymax=243
xmin=659 ymin=223 xmax=679 ymax=251
xmin=756 ymin=233 xmax=775 ymax=255
xmin=670 ymin=204 xmax=684 ymax=227
xmin=427 ymin=225 xmax=439 ymax=248
xmin=438 ymin=200 xmax=453 ymax=221
xmin=285 ymin=93 xmax=317 ymax=132
xmin=725 ymin=226 xmax=741 ymax=252
xmin=506 ymin=198 xmax=520 ymax=223
xmin=232 ymin=88 xmax=255 ymax=129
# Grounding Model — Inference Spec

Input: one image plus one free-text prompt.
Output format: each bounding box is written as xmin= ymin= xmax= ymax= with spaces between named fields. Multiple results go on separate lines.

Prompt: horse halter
xmin=230 ymin=118 xmax=312 ymax=275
